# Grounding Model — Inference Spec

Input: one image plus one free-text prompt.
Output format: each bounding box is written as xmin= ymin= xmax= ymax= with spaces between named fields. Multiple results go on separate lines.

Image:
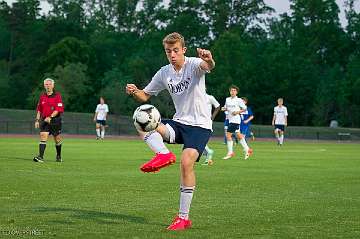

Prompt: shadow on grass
xmin=34 ymin=207 xmax=148 ymax=225
xmin=4 ymin=156 xmax=32 ymax=162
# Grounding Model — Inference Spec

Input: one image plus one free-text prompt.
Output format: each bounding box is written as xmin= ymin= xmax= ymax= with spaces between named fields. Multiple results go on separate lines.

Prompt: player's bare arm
xmin=212 ymin=106 xmax=221 ymax=121
xmin=232 ymin=109 xmax=246 ymax=116
xmin=126 ymin=84 xmax=151 ymax=103
xmin=44 ymin=111 xmax=59 ymax=123
xmin=244 ymin=115 xmax=254 ymax=124
xmin=34 ymin=111 xmax=41 ymax=128
xmin=197 ymin=48 xmax=215 ymax=71
xmin=272 ymin=115 xmax=275 ymax=125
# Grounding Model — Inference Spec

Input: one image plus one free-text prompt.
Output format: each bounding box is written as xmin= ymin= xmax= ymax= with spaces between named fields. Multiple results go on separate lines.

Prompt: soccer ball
xmin=133 ymin=104 xmax=161 ymax=132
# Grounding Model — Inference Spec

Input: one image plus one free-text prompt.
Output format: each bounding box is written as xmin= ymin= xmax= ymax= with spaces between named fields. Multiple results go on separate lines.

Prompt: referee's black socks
xmin=39 ymin=141 xmax=46 ymax=158
xmin=56 ymin=141 xmax=62 ymax=157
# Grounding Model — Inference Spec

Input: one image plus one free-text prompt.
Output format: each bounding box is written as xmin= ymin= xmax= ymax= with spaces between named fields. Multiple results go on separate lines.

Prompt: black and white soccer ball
xmin=133 ymin=104 xmax=161 ymax=132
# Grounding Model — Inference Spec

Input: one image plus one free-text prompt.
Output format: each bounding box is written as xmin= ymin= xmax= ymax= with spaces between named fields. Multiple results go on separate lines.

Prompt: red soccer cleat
xmin=140 ymin=152 xmax=176 ymax=173
xmin=244 ymin=148 xmax=253 ymax=160
xmin=167 ymin=216 xmax=192 ymax=231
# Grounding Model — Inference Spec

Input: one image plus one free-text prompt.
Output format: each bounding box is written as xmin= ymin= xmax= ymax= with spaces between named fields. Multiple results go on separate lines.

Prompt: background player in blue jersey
xmin=240 ymin=97 xmax=254 ymax=141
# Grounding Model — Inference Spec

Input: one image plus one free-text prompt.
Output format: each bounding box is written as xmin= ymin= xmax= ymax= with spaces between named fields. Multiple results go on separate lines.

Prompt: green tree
xmin=204 ymin=0 xmax=273 ymax=37
xmin=0 ymin=60 xmax=10 ymax=107
xmin=51 ymin=63 xmax=91 ymax=112
xmin=166 ymin=0 xmax=210 ymax=47
xmin=101 ymin=68 xmax=138 ymax=115
xmin=41 ymin=36 xmax=92 ymax=73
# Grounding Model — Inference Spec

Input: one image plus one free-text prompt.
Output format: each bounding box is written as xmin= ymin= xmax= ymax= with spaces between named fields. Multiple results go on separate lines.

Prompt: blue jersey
xmin=240 ymin=107 xmax=253 ymax=127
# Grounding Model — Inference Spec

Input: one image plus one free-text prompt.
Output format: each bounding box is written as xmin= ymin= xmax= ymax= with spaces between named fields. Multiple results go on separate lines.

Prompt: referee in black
xmin=33 ymin=78 xmax=64 ymax=163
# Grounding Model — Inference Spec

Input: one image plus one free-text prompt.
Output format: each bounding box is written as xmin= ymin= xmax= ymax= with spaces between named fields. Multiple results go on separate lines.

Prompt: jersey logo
xmin=58 ymin=103 xmax=63 ymax=107
xmin=167 ymin=77 xmax=191 ymax=95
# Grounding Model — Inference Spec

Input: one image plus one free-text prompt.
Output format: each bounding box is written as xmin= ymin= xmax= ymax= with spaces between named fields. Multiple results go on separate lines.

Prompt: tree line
xmin=0 ymin=0 xmax=359 ymax=127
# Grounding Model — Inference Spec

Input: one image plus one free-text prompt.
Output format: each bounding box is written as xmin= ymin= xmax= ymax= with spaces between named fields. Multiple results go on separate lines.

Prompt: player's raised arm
xmin=126 ymin=84 xmax=151 ymax=103
xmin=197 ymin=48 xmax=215 ymax=71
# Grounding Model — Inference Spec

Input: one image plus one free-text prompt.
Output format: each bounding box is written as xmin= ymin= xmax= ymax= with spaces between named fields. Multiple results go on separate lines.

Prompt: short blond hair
xmin=163 ymin=32 xmax=185 ymax=47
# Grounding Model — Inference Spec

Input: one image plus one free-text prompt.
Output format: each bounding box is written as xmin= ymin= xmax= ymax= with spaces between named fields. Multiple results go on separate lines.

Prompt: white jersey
xmin=95 ymin=104 xmax=109 ymax=120
xmin=274 ymin=105 xmax=288 ymax=125
xmin=206 ymin=94 xmax=220 ymax=116
xmin=224 ymin=96 xmax=247 ymax=124
xmin=144 ymin=57 xmax=212 ymax=130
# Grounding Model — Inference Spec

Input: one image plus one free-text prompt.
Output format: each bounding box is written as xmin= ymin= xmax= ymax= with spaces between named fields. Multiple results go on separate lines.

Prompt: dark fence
xmin=1 ymin=120 xmax=359 ymax=141
xmin=0 ymin=120 xmax=137 ymax=136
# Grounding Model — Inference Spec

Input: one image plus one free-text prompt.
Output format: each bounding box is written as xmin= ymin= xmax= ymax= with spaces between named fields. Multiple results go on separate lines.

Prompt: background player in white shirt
xmin=202 ymin=93 xmax=221 ymax=165
xmin=93 ymin=97 xmax=109 ymax=139
xmin=222 ymin=85 xmax=253 ymax=160
xmin=125 ymin=32 xmax=215 ymax=230
xmin=272 ymin=98 xmax=288 ymax=145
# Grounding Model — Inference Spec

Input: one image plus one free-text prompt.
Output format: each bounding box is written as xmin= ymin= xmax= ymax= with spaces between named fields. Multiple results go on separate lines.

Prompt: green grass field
xmin=0 ymin=137 xmax=359 ymax=238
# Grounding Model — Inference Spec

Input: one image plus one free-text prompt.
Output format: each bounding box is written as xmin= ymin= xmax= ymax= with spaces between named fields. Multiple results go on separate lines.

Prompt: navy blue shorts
xmin=96 ymin=120 xmax=106 ymax=126
xmin=227 ymin=123 xmax=240 ymax=133
xmin=162 ymin=120 xmax=212 ymax=161
xmin=274 ymin=124 xmax=285 ymax=131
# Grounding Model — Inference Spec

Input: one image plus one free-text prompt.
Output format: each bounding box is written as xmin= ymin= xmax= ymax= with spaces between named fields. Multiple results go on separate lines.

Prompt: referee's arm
xmin=34 ymin=111 xmax=41 ymax=128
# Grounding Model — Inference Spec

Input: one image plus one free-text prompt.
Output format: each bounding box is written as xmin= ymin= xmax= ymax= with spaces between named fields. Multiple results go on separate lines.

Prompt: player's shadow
xmin=34 ymin=207 xmax=148 ymax=225
xmin=3 ymin=156 xmax=31 ymax=162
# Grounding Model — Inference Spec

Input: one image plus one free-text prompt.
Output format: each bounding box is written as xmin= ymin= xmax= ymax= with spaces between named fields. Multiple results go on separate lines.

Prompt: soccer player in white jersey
xmin=272 ymin=98 xmax=288 ymax=145
xmin=125 ymin=32 xmax=215 ymax=231
xmin=222 ymin=85 xmax=253 ymax=160
xmin=202 ymin=93 xmax=221 ymax=165
xmin=93 ymin=97 xmax=109 ymax=139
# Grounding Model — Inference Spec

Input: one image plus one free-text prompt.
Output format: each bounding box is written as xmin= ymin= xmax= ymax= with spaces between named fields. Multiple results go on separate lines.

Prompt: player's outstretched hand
xmin=197 ymin=48 xmax=213 ymax=62
xmin=126 ymin=84 xmax=138 ymax=95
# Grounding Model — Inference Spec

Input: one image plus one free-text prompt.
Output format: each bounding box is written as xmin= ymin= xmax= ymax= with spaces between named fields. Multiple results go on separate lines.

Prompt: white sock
xmin=179 ymin=185 xmax=195 ymax=220
xmin=240 ymin=137 xmax=249 ymax=152
xmin=144 ymin=131 xmax=169 ymax=154
xmin=203 ymin=145 xmax=211 ymax=156
xmin=101 ymin=129 xmax=105 ymax=138
xmin=96 ymin=129 xmax=100 ymax=137
xmin=280 ymin=135 xmax=284 ymax=144
xmin=227 ymin=140 xmax=233 ymax=154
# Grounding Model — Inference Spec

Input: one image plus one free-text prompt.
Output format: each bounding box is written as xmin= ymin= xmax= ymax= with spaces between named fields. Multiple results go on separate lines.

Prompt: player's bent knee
xmin=181 ymin=149 xmax=198 ymax=168
xmin=155 ymin=123 xmax=173 ymax=143
xmin=54 ymin=135 xmax=62 ymax=143
xmin=226 ymin=134 xmax=233 ymax=141
xmin=40 ymin=132 xmax=49 ymax=141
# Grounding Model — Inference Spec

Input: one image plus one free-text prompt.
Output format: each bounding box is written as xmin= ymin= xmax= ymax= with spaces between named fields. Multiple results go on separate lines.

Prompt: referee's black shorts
xmin=40 ymin=116 xmax=62 ymax=136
